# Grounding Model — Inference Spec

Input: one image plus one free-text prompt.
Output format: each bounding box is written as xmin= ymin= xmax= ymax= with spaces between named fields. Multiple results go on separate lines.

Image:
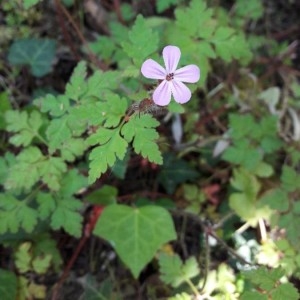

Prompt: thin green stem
xmin=185 ymin=278 xmax=200 ymax=297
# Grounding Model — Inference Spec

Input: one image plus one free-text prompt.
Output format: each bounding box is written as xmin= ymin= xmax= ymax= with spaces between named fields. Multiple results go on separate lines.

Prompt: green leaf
xmin=94 ymin=204 xmax=176 ymax=278
xmin=159 ymin=253 xmax=199 ymax=287
xmin=281 ymin=166 xmax=300 ymax=192
xmin=0 ymin=269 xmax=17 ymax=300
xmin=0 ymin=194 xmax=38 ymax=234
xmin=174 ymin=0 xmax=213 ymax=38
xmin=5 ymin=110 xmax=43 ymax=146
xmin=5 ymin=147 xmax=67 ymax=191
xmin=271 ymin=283 xmax=299 ymax=300
xmin=229 ymin=168 xmax=272 ymax=226
xmin=65 ymin=61 xmax=88 ymax=101
xmin=260 ymin=188 xmax=289 ymax=212
xmin=156 ymin=0 xmax=178 ymax=13
xmin=34 ymin=94 xmax=70 ymax=117
xmin=88 ymin=128 xmax=128 ymax=183
xmin=23 ymin=0 xmax=41 ymax=9
xmin=46 ymin=117 xmax=72 ymax=152
xmin=8 ymin=38 xmax=56 ymax=77
xmin=59 ymin=138 xmax=87 ymax=162
xmin=5 ymin=147 xmax=43 ymax=191
xmin=0 ymin=92 xmax=12 ymax=129
xmin=86 ymin=70 xmax=120 ymax=98
xmin=240 ymin=291 xmax=268 ymax=300
xmin=122 ymin=15 xmax=159 ymax=65
xmin=36 ymin=193 xmax=56 ymax=220
xmin=59 ymin=169 xmax=87 ymax=197
xmin=50 ymin=197 xmax=83 ymax=237
xmin=32 ymin=255 xmax=52 ymax=274
xmin=121 ymin=115 xmax=162 ymax=164
xmin=158 ymin=154 xmax=199 ymax=194
xmin=243 ymin=266 xmax=284 ymax=290
xmin=86 ymin=185 xmax=118 ymax=205
xmin=39 ymin=156 xmax=67 ymax=191
xmin=15 ymin=242 xmax=32 ymax=273
xmin=101 ymin=93 xmax=128 ymax=128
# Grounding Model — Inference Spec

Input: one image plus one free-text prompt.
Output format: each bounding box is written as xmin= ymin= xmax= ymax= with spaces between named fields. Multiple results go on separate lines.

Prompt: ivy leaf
xmin=121 ymin=115 xmax=162 ymax=164
xmin=50 ymin=197 xmax=83 ymax=237
xmin=157 ymin=153 xmax=199 ymax=194
xmin=8 ymin=38 xmax=56 ymax=77
xmin=88 ymin=128 xmax=128 ymax=184
xmin=0 ymin=269 xmax=17 ymax=300
xmin=122 ymin=15 xmax=159 ymax=65
xmin=5 ymin=110 xmax=43 ymax=146
xmin=94 ymin=204 xmax=176 ymax=278
xmin=158 ymin=253 xmax=199 ymax=287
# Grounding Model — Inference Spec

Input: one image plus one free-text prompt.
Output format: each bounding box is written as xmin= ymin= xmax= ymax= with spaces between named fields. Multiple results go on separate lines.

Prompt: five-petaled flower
xmin=141 ymin=45 xmax=200 ymax=106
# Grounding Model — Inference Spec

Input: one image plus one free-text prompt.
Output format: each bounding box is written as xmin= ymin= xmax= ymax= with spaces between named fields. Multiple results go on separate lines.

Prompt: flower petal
xmin=171 ymin=80 xmax=192 ymax=104
xmin=174 ymin=65 xmax=200 ymax=83
xmin=163 ymin=45 xmax=181 ymax=73
xmin=141 ymin=59 xmax=166 ymax=80
xmin=152 ymin=80 xmax=172 ymax=106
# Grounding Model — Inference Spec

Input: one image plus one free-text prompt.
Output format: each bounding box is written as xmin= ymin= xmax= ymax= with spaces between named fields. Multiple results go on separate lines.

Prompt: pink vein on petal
xmin=174 ymin=65 xmax=200 ymax=83
xmin=171 ymin=80 xmax=192 ymax=104
xmin=163 ymin=45 xmax=181 ymax=73
xmin=141 ymin=59 xmax=166 ymax=80
xmin=153 ymin=80 xmax=172 ymax=106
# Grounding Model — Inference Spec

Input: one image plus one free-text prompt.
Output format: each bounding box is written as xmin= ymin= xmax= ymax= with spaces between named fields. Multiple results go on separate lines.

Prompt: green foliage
xmin=0 ymin=269 xmax=17 ymax=300
xmin=8 ymin=38 xmax=56 ymax=77
xmin=23 ymin=0 xmax=41 ymax=9
xmin=94 ymin=204 xmax=176 ymax=278
xmin=229 ymin=168 xmax=272 ymax=226
xmin=241 ymin=267 xmax=299 ymax=300
xmin=223 ymin=113 xmax=281 ymax=171
xmin=122 ymin=15 xmax=159 ymax=66
xmin=158 ymin=253 xmax=199 ymax=287
xmin=166 ymin=0 xmax=252 ymax=82
xmin=5 ymin=110 xmax=43 ymax=146
xmin=122 ymin=114 xmax=163 ymax=164
xmin=158 ymin=154 xmax=199 ymax=194
xmin=156 ymin=0 xmax=179 ymax=13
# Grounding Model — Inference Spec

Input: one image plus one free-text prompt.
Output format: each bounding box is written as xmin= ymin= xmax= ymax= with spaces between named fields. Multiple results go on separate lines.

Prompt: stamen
xmin=166 ymin=73 xmax=174 ymax=81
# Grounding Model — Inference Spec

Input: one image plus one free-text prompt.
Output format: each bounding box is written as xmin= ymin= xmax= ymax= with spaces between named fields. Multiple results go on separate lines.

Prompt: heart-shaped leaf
xmin=94 ymin=204 xmax=176 ymax=278
xmin=8 ymin=38 xmax=56 ymax=77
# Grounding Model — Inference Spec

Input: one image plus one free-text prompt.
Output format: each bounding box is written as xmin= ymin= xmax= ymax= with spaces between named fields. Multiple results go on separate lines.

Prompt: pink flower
xmin=141 ymin=45 xmax=200 ymax=106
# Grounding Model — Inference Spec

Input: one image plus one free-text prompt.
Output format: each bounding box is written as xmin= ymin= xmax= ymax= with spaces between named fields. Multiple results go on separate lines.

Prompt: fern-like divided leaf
xmin=87 ymin=127 xmax=128 ymax=184
xmin=121 ymin=114 xmax=163 ymax=165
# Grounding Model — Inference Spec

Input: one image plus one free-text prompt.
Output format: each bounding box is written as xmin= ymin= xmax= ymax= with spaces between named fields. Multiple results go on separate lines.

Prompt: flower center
xmin=166 ymin=73 xmax=174 ymax=81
